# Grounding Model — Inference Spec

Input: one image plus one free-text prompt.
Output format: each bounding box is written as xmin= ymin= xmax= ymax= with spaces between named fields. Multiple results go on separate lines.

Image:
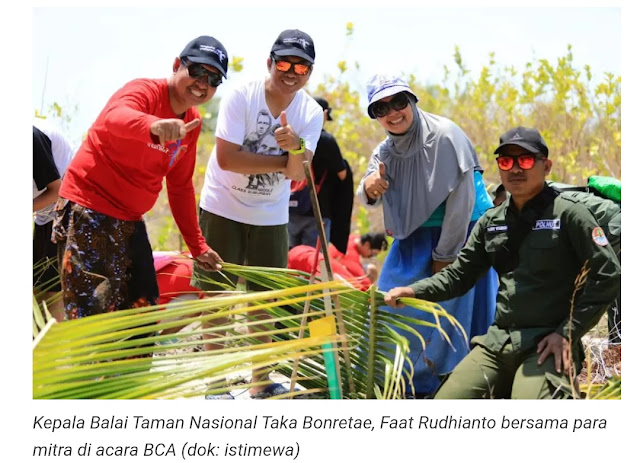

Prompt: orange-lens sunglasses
xmin=273 ymin=59 xmax=310 ymax=76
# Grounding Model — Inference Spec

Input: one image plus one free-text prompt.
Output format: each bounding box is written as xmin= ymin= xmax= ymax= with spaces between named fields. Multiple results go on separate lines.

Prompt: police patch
xmin=533 ymin=219 xmax=561 ymax=230
xmin=592 ymin=227 xmax=609 ymax=246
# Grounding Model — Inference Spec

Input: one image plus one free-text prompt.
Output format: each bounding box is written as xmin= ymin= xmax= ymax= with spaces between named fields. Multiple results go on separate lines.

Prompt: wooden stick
xmin=302 ymin=161 xmax=356 ymax=397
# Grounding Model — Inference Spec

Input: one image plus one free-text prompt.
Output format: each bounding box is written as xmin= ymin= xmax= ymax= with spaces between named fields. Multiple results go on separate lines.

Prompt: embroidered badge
xmin=487 ymin=225 xmax=508 ymax=233
xmin=533 ymin=219 xmax=561 ymax=230
xmin=592 ymin=227 xmax=609 ymax=246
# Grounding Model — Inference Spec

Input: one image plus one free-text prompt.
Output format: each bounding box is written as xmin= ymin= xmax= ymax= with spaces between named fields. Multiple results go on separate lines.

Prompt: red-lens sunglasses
xmin=496 ymin=154 xmax=545 ymax=171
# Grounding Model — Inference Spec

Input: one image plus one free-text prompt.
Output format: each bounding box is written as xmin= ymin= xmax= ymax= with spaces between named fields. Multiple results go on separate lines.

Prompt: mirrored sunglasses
xmin=496 ymin=154 xmax=545 ymax=171
xmin=272 ymin=57 xmax=311 ymax=76
xmin=371 ymin=92 xmax=410 ymax=118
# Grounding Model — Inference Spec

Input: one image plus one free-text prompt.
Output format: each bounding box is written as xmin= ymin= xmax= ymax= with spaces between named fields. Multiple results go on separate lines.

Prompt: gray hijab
xmin=376 ymin=99 xmax=479 ymax=239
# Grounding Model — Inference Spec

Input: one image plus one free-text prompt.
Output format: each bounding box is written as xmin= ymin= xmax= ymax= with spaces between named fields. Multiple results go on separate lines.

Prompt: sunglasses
xmin=370 ymin=92 xmax=410 ymax=118
xmin=181 ymin=59 xmax=223 ymax=87
xmin=271 ymin=56 xmax=311 ymax=76
xmin=496 ymin=154 xmax=545 ymax=171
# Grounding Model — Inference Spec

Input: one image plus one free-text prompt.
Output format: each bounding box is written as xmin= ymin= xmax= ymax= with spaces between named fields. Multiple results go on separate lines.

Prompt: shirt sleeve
xmin=33 ymin=126 xmax=60 ymax=191
xmin=101 ymin=80 xmax=165 ymax=143
xmin=355 ymin=143 xmax=383 ymax=209
xmin=409 ymin=218 xmax=492 ymax=302
xmin=555 ymin=204 xmax=621 ymax=340
xmin=165 ymin=121 xmax=210 ymax=258
xmin=432 ymin=168 xmax=475 ymax=262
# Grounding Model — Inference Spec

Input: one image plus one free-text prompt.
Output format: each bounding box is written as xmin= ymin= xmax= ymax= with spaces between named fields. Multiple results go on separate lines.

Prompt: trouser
xmin=52 ymin=199 xmax=158 ymax=319
xmin=434 ymin=341 xmax=578 ymax=399
xmin=287 ymin=214 xmax=331 ymax=249
xmin=191 ymin=210 xmax=289 ymax=292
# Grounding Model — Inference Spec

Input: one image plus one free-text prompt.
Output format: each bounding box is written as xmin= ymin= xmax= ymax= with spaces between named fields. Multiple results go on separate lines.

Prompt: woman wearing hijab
xmin=356 ymin=74 xmax=497 ymax=397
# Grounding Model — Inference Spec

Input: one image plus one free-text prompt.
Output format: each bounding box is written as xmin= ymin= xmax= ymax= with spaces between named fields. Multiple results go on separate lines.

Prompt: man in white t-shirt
xmin=192 ymin=29 xmax=323 ymax=399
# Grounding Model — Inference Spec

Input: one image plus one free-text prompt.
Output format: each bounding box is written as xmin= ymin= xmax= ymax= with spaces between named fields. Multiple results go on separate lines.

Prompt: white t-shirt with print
xmin=199 ymin=78 xmax=323 ymax=226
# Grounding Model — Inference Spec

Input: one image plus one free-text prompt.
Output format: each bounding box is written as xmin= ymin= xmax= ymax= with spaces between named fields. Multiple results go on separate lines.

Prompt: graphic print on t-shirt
xmin=237 ymin=109 xmax=285 ymax=195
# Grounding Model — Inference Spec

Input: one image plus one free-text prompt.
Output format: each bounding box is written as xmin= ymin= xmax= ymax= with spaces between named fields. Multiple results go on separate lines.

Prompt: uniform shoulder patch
xmin=592 ymin=226 xmax=609 ymax=246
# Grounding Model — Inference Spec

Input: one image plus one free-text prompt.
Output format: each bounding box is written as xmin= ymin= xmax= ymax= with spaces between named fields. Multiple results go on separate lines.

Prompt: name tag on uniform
xmin=289 ymin=200 xmax=298 ymax=207
xmin=533 ymin=219 xmax=561 ymax=230
xmin=487 ymin=225 xmax=508 ymax=233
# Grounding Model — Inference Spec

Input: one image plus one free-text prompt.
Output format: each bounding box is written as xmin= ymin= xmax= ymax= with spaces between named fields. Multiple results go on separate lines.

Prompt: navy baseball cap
xmin=271 ymin=29 xmax=315 ymax=64
xmin=180 ymin=36 xmax=228 ymax=78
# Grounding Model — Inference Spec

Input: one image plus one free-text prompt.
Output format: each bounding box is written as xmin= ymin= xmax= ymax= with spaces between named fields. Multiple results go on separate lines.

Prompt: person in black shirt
xmin=288 ymin=97 xmax=353 ymax=252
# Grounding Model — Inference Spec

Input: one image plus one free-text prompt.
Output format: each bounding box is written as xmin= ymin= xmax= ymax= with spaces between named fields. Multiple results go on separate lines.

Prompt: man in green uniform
xmin=384 ymin=126 xmax=621 ymax=399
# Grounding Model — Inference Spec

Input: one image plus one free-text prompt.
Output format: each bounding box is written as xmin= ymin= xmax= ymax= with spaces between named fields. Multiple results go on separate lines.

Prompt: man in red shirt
xmin=52 ymin=36 xmax=226 ymax=319
xmin=288 ymin=232 xmax=388 ymax=291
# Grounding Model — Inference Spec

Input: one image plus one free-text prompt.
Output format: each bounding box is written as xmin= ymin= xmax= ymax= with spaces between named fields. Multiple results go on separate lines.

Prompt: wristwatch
xmin=289 ymin=138 xmax=306 ymax=155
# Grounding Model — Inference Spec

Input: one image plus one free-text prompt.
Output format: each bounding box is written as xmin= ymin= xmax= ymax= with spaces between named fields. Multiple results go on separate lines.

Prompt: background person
xmin=33 ymin=117 xmax=75 ymax=322
xmin=356 ymin=74 xmax=497 ymax=397
xmin=384 ymin=126 xmax=621 ymax=399
xmin=288 ymin=232 xmax=387 ymax=290
xmin=191 ymin=29 xmax=323 ymax=398
xmin=288 ymin=97 xmax=352 ymax=250
xmin=53 ymin=35 xmax=226 ymax=320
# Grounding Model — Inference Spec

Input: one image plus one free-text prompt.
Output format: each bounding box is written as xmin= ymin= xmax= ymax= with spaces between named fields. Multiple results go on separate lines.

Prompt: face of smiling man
xmin=169 ymin=57 xmax=218 ymax=115
xmin=267 ymin=55 xmax=312 ymax=96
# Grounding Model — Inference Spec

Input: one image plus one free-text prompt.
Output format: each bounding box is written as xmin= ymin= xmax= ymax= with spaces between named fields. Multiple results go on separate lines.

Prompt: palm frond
xmin=33 ymin=263 xmax=463 ymax=399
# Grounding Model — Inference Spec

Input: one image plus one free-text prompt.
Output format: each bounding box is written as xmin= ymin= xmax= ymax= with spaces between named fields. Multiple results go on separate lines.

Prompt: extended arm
xmin=385 ymin=219 xmax=491 ymax=308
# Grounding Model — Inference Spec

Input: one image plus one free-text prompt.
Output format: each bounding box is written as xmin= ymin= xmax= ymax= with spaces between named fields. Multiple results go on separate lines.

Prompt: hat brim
xmin=494 ymin=141 xmax=543 ymax=155
xmin=367 ymin=86 xmax=418 ymax=119
xmin=272 ymin=49 xmax=315 ymax=64
xmin=185 ymin=56 xmax=227 ymax=78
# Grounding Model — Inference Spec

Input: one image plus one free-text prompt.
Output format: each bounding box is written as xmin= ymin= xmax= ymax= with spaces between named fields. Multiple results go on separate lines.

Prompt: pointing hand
xmin=151 ymin=118 xmax=200 ymax=146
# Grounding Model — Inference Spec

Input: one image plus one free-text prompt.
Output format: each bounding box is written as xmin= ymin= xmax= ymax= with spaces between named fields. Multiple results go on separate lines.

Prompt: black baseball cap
xmin=494 ymin=126 xmax=549 ymax=157
xmin=180 ymin=36 xmax=228 ymax=78
xmin=314 ymin=97 xmax=333 ymax=121
xmin=270 ymin=29 xmax=315 ymax=64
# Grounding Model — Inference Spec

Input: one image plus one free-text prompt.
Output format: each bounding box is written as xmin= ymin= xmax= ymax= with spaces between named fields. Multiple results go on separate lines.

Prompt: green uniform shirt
xmin=409 ymin=183 xmax=621 ymax=360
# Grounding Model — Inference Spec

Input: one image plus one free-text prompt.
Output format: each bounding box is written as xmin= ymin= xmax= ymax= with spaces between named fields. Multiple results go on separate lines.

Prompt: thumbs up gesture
xmin=364 ymin=161 xmax=389 ymax=201
xmin=274 ymin=111 xmax=301 ymax=152
xmin=150 ymin=118 xmax=200 ymax=146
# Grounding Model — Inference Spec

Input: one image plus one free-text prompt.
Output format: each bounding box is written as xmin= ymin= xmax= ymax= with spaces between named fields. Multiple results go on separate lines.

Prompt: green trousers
xmin=191 ymin=210 xmax=289 ymax=292
xmin=434 ymin=341 xmax=578 ymax=399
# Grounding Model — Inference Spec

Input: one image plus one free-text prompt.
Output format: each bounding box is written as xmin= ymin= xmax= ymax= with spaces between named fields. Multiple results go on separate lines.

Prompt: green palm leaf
xmin=33 ymin=263 xmax=463 ymax=399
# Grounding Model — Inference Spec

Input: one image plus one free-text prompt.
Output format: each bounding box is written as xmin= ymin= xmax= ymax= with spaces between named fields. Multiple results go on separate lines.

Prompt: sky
xmin=32 ymin=5 xmax=622 ymax=147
